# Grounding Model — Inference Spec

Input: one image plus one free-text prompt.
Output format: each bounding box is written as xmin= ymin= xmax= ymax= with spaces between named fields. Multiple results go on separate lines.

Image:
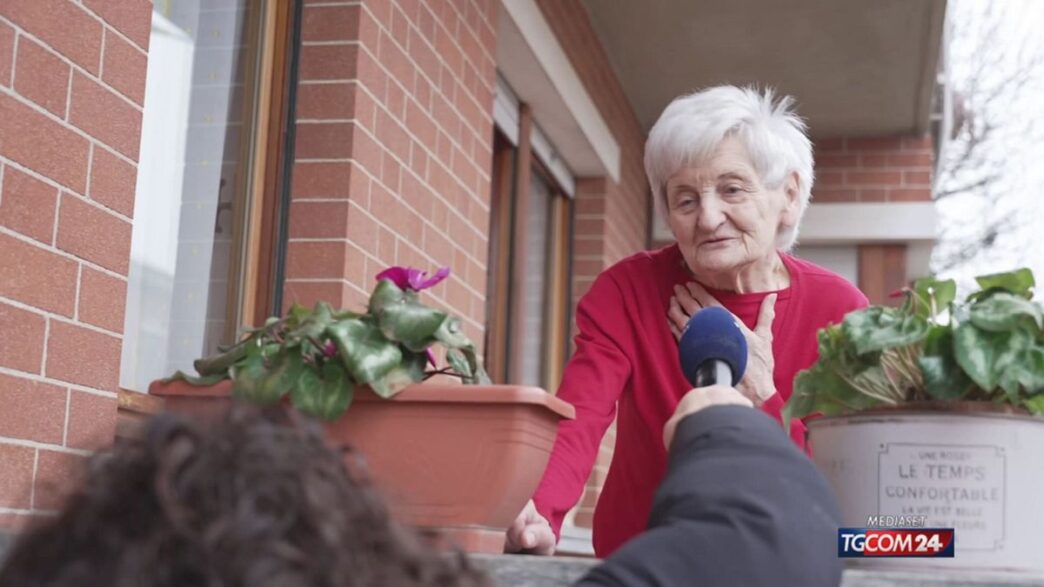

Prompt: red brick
xmin=812 ymin=189 xmax=859 ymax=203
xmin=0 ymin=166 xmax=58 ymax=244
xmin=299 ymin=44 xmax=359 ymax=81
xmin=0 ymin=22 xmax=13 ymax=88
xmin=0 ymin=443 xmax=34 ymax=508
xmin=286 ymin=241 xmax=348 ymax=280
xmin=288 ymin=200 xmax=350 ymax=239
xmin=0 ymin=233 xmax=78 ymax=315
xmin=860 ymin=154 xmax=889 ymax=167
xmin=0 ymin=94 xmax=89 ymax=192
xmin=83 ymin=0 xmax=152 ymax=50
xmin=45 ymin=320 xmax=121 ymax=390
xmin=66 ymin=391 xmax=117 ymax=450
xmin=847 ymin=136 xmax=905 ymax=151
xmin=0 ymin=302 xmax=45 ymax=373
xmin=903 ymin=171 xmax=931 ymax=186
xmin=886 ymin=153 xmax=933 ymax=167
xmin=847 ymin=171 xmax=902 ymax=186
xmin=34 ymin=449 xmax=87 ymax=510
xmin=78 ymin=267 xmax=126 ymax=333
xmin=347 ymin=203 xmax=378 ymax=252
xmin=101 ymin=30 xmax=147 ymax=105
xmin=69 ymin=73 xmax=142 ymax=159
xmin=13 ymin=37 xmax=69 ymax=118
xmin=903 ymin=136 xmax=932 ymax=150
xmin=354 ymin=45 xmax=387 ymax=98
xmin=56 ymin=194 xmax=131 ymax=274
xmin=282 ymin=281 xmax=349 ymax=314
xmin=295 ymin=122 xmax=355 ymax=159
xmin=816 ymin=154 xmax=857 ymax=169
xmin=0 ymin=0 xmax=102 ymax=74
xmin=89 ymin=147 xmax=136 ymax=217
xmin=816 ymin=171 xmax=843 ymax=186
xmin=376 ymin=111 xmax=410 ymax=162
xmin=291 ymin=161 xmax=356 ymax=199
xmin=302 ymin=4 xmax=361 ymax=42
xmin=859 ymin=189 xmax=887 ymax=202
xmin=888 ymin=188 xmax=932 ymax=202
xmin=0 ymin=373 xmax=66 ymax=444
xmin=297 ymin=82 xmax=356 ymax=120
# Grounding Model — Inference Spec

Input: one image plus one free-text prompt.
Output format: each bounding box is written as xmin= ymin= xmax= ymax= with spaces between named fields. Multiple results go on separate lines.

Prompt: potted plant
xmin=784 ymin=268 xmax=1044 ymax=573
xmin=150 ymin=266 xmax=575 ymax=554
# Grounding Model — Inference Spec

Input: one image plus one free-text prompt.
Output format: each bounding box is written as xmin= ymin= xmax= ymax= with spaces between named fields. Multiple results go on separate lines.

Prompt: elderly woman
xmin=504 ymin=86 xmax=868 ymax=558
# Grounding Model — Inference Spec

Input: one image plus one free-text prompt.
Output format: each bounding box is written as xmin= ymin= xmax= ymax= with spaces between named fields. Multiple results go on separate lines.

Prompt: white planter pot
xmin=808 ymin=405 xmax=1044 ymax=574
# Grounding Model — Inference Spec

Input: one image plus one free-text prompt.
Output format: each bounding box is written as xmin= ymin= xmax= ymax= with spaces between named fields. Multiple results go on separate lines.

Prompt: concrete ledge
xmin=473 ymin=555 xmax=1044 ymax=586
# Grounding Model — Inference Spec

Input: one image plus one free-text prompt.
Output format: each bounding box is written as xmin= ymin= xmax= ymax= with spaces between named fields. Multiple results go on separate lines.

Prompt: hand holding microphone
xmin=663 ymin=305 xmax=756 ymax=449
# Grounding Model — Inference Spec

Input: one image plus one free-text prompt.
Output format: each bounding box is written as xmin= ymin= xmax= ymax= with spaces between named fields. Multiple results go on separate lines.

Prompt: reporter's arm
xmin=575 ymin=405 xmax=843 ymax=587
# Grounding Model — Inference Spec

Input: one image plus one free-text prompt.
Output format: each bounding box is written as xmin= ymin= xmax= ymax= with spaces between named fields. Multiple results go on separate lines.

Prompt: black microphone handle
xmin=692 ymin=360 xmax=734 ymax=388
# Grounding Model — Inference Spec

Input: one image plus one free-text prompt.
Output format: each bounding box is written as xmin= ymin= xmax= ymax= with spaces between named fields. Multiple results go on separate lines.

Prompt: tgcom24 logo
xmin=838 ymin=517 xmax=955 ymax=558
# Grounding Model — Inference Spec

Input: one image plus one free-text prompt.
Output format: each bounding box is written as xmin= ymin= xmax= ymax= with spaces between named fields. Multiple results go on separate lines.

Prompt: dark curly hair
xmin=0 ymin=403 xmax=489 ymax=587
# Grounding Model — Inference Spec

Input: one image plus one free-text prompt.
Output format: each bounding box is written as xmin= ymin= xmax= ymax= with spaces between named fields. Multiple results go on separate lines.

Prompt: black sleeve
xmin=574 ymin=406 xmax=843 ymax=587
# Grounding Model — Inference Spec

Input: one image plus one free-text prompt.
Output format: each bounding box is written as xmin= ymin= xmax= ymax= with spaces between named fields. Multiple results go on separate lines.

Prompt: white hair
xmin=644 ymin=85 xmax=814 ymax=250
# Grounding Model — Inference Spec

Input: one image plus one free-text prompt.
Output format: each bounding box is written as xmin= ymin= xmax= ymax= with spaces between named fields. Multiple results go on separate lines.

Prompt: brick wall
xmin=534 ymin=1 xmax=650 ymax=531
xmin=286 ymin=0 xmax=497 ymax=347
xmin=812 ymin=135 xmax=934 ymax=203
xmin=0 ymin=0 xmax=150 ymax=531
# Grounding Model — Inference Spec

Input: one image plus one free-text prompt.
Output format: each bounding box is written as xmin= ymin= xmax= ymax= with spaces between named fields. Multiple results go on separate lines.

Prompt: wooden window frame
xmin=486 ymin=104 xmax=575 ymax=391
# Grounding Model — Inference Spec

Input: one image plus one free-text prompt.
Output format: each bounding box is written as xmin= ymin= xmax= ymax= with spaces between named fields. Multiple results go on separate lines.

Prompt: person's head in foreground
xmin=646 ymin=84 xmax=813 ymax=293
xmin=0 ymin=404 xmax=487 ymax=587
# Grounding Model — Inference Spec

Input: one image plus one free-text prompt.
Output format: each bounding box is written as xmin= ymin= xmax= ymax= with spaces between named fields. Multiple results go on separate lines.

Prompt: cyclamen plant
xmin=169 ymin=266 xmax=490 ymax=420
xmin=784 ymin=268 xmax=1044 ymax=429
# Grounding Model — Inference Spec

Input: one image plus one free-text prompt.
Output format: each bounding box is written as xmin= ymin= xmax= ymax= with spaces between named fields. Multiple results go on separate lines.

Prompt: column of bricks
xmin=812 ymin=135 xmax=934 ymax=203
xmin=287 ymin=0 xmax=498 ymax=348
xmin=0 ymin=0 xmax=151 ymax=531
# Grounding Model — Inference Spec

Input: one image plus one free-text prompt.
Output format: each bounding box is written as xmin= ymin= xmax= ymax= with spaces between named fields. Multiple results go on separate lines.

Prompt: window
xmin=485 ymin=94 xmax=574 ymax=391
xmin=120 ymin=0 xmax=292 ymax=391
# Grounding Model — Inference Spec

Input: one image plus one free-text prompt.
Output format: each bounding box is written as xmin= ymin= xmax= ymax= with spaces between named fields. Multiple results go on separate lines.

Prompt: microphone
xmin=678 ymin=306 xmax=748 ymax=387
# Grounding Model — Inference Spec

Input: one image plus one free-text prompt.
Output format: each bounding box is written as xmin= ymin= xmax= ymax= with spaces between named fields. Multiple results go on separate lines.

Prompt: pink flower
xmin=323 ymin=341 xmax=338 ymax=358
xmin=375 ymin=266 xmax=450 ymax=291
xmin=425 ymin=348 xmax=437 ymax=367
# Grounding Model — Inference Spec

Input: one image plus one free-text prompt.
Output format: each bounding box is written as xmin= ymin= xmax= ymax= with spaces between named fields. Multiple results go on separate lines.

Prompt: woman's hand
xmin=663 ymin=384 xmax=753 ymax=448
xmin=504 ymin=500 xmax=556 ymax=555
xmin=668 ymin=282 xmax=778 ymax=405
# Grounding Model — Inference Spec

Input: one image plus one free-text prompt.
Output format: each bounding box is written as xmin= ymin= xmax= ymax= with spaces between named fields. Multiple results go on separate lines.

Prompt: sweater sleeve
xmin=574 ymin=406 xmax=843 ymax=587
xmin=532 ymin=271 xmax=634 ymax=539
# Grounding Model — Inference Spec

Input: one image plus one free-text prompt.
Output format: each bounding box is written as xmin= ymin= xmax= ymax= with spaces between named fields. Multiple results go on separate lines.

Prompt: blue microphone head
xmin=678 ymin=306 xmax=748 ymax=386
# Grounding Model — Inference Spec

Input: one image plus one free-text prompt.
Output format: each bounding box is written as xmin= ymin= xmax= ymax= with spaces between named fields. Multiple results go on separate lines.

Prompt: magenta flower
xmin=375 ymin=266 xmax=450 ymax=291
xmin=425 ymin=348 xmax=437 ymax=367
xmin=322 ymin=341 xmax=338 ymax=358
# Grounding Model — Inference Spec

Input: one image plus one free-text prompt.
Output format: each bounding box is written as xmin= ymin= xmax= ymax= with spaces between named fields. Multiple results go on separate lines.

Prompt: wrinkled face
xmin=665 ymin=136 xmax=800 ymax=278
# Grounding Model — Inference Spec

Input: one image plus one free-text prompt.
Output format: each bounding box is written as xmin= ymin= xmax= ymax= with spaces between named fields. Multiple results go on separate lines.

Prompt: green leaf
xmin=434 ymin=317 xmax=471 ymax=349
xmin=843 ymin=307 xmax=929 ymax=355
xmin=446 ymin=347 xmax=473 ymax=379
xmin=286 ymin=301 xmax=335 ymax=341
xmin=968 ymin=293 xmax=1044 ymax=334
xmin=368 ymin=279 xmax=406 ymax=314
xmin=370 ymin=350 xmax=426 ymax=398
xmin=255 ymin=351 xmax=304 ymax=404
xmin=911 ymin=277 xmax=957 ymax=319
xmin=377 ymin=302 xmax=448 ymax=351
xmin=1024 ymin=394 xmax=1044 ymax=415
xmin=973 ymin=268 xmax=1035 ymax=299
xmin=194 ymin=339 xmax=250 ymax=376
xmin=164 ymin=370 xmax=229 ymax=386
xmin=292 ymin=361 xmax=353 ymax=420
xmin=953 ymin=322 xmax=1033 ymax=393
xmin=918 ymin=326 xmax=973 ymax=400
xmin=230 ymin=344 xmax=269 ymax=401
xmin=326 ymin=318 xmax=402 ymax=384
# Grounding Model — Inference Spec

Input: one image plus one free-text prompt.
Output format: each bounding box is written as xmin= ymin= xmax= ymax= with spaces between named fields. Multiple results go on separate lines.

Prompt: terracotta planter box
xmin=808 ymin=402 xmax=1044 ymax=574
xmin=149 ymin=379 xmax=574 ymax=554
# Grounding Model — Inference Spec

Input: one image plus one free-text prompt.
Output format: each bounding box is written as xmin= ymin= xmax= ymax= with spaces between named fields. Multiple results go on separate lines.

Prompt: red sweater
xmin=532 ymin=244 xmax=868 ymax=557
